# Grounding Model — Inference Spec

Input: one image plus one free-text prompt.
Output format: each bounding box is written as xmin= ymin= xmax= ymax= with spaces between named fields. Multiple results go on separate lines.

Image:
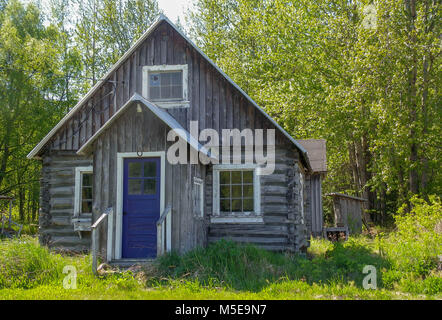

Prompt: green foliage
xmin=382 ymin=195 xmax=442 ymax=275
xmin=0 ymin=236 xmax=65 ymax=288
xmin=186 ymin=0 xmax=442 ymax=221
xmin=0 ymin=230 xmax=441 ymax=299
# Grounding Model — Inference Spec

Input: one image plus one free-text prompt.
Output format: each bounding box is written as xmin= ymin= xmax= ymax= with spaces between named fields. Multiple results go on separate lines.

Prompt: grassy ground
xmin=0 ymin=196 xmax=440 ymax=300
xmin=0 ymin=236 xmax=440 ymax=300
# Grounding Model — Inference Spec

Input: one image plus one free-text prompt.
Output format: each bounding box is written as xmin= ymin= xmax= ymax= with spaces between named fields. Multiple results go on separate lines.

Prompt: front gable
xmin=27 ymin=15 xmax=310 ymax=171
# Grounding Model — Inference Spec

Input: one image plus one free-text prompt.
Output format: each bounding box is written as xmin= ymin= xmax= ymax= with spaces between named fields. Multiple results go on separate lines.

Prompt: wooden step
xmin=109 ymin=259 xmax=155 ymax=267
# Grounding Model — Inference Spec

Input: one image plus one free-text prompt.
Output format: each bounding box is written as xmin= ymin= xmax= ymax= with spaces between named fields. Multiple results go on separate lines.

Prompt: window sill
xmin=152 ymin=100 xmax=190 ymax=109
xmin=210 ymin=216 xmax=264 ymax=224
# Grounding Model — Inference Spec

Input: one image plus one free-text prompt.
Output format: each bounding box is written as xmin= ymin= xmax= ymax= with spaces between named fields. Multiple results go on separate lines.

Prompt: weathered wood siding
xmin=331 ymin=195 xmax=364 ymax=234
xmin=92 ymin=105 xmax=208 ymax=258
xmin=45 ymin=21 xmax=290 ymax=155
xmin=39 ymin=150 xmax=92 ymax=252
xmin=304 ymin=174 xmax=323 ymax=237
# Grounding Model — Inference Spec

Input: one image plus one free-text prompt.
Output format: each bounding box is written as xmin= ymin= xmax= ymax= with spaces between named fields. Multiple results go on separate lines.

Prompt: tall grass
xmin=0 ymin=195 xmax=440 ymax=299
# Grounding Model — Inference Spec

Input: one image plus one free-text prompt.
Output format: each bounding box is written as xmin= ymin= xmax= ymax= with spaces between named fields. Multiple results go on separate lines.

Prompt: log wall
xmin=39 ymin=150 xmax=92 ymax=252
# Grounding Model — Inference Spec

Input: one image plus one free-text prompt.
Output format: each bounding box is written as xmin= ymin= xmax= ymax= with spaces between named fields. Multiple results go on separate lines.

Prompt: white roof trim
xmin=77 ymin=93 xmax=215 ymax=160
xmin=27 ymin=14 xmax=311 ymax=170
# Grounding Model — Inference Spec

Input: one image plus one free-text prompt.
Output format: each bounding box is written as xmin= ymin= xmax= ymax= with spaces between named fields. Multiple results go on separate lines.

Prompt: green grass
xmin=0 ymin=195 xmax=440 ymax=300
xmin=0 ymin=236 xmax=440 ymax=300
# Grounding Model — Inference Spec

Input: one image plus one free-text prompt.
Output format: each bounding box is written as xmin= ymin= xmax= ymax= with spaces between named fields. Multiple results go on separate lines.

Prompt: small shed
xmin=325 ymin=193 xmax=367 ymax=234
xmin=298 ymin=139 xmax=327 ymax=237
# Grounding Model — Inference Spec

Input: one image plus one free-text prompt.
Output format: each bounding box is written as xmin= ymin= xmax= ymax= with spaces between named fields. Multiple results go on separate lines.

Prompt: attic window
xmin=143 ymin=65 xmax=189 ymax=108
xmin=149 ymin=71 xmax=183 ymax=100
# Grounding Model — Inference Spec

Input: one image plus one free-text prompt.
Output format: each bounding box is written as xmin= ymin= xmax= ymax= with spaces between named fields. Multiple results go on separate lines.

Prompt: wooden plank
xmin=172 ymin=160 xmax=181 ymax=252
xmin=124 ymin=60 xmax=130 ymax=104
xmin=161 ymin=33 xmax=167 ymax=64
xmin=205 ymin=66 xmax=212 ymax=131
xmin=199 ymin=59 xmax=206 ymax=131
xmin=154 ymin=31 xmax=161 ymax=65
xmin=191 ymin=52 xmax=199 ymax=122
xmin=167 ymin=29 xmax=173 ymax=64
xmin=225 ymin=84 xmax=233 ymax=130
xmin=212 ymin=73 xmax=219 ymax=138
xmin=219 ymin=80 xmax=226 ymax=139
xmin=130 ymin=53 xmax=136 ymax=97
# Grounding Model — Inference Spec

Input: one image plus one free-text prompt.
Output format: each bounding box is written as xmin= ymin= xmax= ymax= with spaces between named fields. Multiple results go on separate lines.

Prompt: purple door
xmin=122 ymin=157 xmax=161 ymax=258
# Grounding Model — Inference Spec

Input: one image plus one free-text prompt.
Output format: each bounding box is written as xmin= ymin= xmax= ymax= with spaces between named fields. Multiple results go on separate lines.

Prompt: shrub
xmin=0 ymin=236 xmax=65 ymax=288
xmin=383 ymin=195 xmax=442 ymax=276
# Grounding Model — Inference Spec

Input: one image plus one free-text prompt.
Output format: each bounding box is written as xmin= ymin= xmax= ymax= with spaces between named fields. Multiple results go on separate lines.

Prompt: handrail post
xmin=156 ymin=206 xmax=171 ymax=256
xmin=91 ymin=208 xmax=111 ymax=276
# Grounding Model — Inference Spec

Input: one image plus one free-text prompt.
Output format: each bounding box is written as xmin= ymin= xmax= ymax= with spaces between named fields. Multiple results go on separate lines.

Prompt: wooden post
xmin=92 ymin=227 xmax=98 ymax=275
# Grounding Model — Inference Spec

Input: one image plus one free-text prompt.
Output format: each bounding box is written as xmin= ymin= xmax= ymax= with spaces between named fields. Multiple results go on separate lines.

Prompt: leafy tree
xmin=186 ymin=0 xmax=441 ymax=222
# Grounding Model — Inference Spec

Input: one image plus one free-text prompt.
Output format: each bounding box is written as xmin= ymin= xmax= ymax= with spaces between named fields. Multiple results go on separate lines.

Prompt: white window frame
xmin=74 ymin=166 xmax=93 ymax=217
xmin=142 ymin=64 xmax=189 ymax=108
xmin=211 ymin=164 xmax=262 ymax=224
xmin=193 ymin=177 xmax=204 ymax=218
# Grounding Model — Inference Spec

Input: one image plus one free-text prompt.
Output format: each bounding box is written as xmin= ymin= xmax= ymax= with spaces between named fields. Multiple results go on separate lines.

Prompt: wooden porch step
xmin=109 ymin=259 xmax=155 ymax=268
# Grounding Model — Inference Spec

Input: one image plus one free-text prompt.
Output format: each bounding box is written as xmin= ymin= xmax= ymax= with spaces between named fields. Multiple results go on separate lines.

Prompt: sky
xmin=158 ymin=0 xmax=190 ymax=25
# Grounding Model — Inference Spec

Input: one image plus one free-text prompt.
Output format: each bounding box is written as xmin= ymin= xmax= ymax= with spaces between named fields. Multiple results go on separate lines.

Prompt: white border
xmin=112 ymin=152 xmax=166 ymax=260
xmin=74 ymin=166 xmax=93 ymax=217
xmin=211 ymin=164 xmax=262 ymax=224
xmin=142 ymin=64 xmax=189 ymax=108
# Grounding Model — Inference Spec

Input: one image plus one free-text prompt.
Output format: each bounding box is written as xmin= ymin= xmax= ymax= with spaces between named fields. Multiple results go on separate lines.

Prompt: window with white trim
xmin=74 ymin=166 xmax=93 ymax=216
xmin=212 ymin=165 xmax=262 ymax=223
xmin=142 ymin=65 xmax=189 ymax=108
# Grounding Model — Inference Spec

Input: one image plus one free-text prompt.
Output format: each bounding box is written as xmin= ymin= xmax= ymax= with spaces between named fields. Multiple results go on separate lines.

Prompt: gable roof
xmin=77 ymin=93 xmax=215 ymax=159
xmin=298 ymin=139 xmax=327 ymax=173
xmin=27 ymin=14 xmax=311 ymax=171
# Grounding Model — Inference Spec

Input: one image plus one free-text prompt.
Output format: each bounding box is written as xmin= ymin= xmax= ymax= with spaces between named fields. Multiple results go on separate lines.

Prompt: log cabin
xmin=27 ymin=15 xmax=322 ymax=263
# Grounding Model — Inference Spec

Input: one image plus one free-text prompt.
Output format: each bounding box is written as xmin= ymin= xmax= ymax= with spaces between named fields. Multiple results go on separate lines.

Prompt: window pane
xmin=160 ymin=72 xmax=171 ymax=86
xmin=150 ymin=86 xmax=160 ymax=99
xmin=243 ymin=171 xmax=253 ymax=183
xmin=220 ymin=199 xmax=230 ymax=212
xmin=144 ymin=162 xmax=156 ymax=177
xmin=171 ymin=85 xmax=182 ymax=99
xmin=81 ymin=200 xmax=92 ymax=213
xmin=243 ymin=185 xmax=253 ymax=198
xmin=231 ymin=199 xmax=241 ymax=212
xmin=171 ymin=72 xmax=182 ymax=85
xmin=231 ymin=171 xmax=242 ymax=184
xmin=220 ymin=185 xmax=230 ymax=198
xmin=144 ymin=179 xmax=156 ymax=195
xmin=161 ymin=86 xmax=171 ymax=99
xmin=243 ymin=199 xmax=254 ymax=212
xmin=232 ymin=185 xmax=242 ymax=198
xmin=82 ymin=173 xmax=93 ymax=187
xmin=149 ymin=74 xmax=160 ymax=86
xmin=128 ymin=163 xmax=142 ymax=177
xmin=220 ymin=171 xmax=230 ymax=184
xmin=82 ymin=187 xmax=93 ymax=200
xmin=128 ymin=179 xmax=142 ymax=194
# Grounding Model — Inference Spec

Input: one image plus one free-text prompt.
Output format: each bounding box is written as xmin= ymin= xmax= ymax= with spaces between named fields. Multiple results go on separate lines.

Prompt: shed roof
xmin=297 ymin=139 xmax=327 ymax=173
